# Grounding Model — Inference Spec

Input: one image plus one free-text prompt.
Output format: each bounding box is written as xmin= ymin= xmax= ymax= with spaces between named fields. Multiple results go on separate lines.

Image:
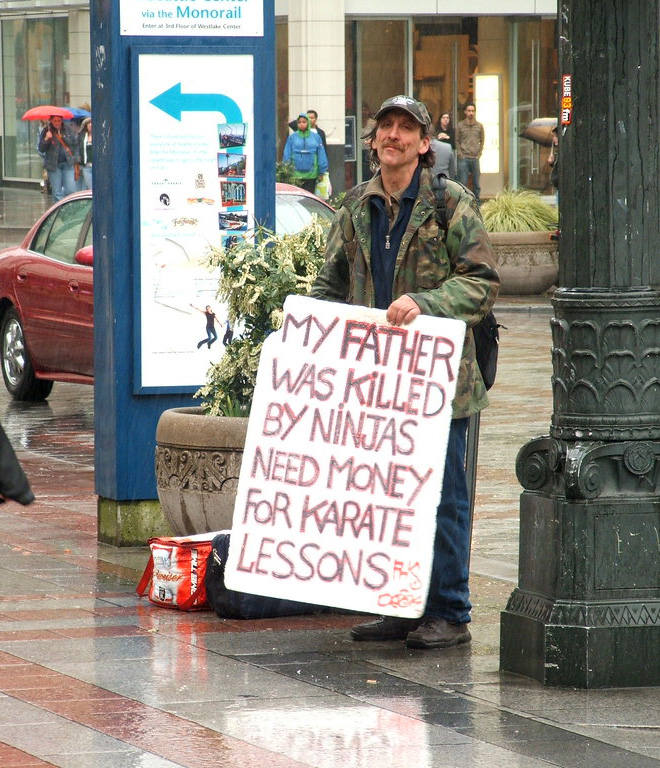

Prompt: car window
xmin=31 ymin=210 xmax=56 ymax=254
xmin=83 ymin=217 xmax=93 ymax=248
xmin=275 ymin=193 xmax=335 ymax=235
xmin=32 ymin=198 xmax=92 ymax=265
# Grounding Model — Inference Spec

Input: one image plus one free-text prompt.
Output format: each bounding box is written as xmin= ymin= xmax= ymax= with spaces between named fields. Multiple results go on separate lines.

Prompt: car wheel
xmin=1 ymin=308 xmax=53 ymax=401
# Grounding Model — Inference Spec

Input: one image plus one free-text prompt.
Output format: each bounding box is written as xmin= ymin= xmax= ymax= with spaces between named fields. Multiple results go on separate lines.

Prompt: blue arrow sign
xmin=150 ymin=83 xmax=243 ymax=123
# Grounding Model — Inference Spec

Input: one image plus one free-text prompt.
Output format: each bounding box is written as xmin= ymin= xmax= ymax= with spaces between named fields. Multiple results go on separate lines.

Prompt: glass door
xmin=411 ymin=18 xmax=475 ymax=137
xmin=2 ymin=17 xmax=70 ymax=183
xmin=510 ymin=19 xmax=558 ymax=193
xmin=352 ymin=19 xmax=407 ymax=185
xmin=413 ymin=17 xmax=477 ymax=135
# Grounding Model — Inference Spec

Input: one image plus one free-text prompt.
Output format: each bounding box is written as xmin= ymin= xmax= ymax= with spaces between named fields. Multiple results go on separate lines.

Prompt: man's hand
xmin=386 ymin=295 xmax=420 ymax=326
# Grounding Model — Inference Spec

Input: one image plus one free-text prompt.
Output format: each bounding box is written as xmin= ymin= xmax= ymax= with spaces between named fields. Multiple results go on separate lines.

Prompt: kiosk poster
xmin=121 ymin=0 xmax=264 ymax=37
xmin=224 ymin=296 xmax=466 ymax=618
xmin=138 ymin=54 xmax=253 ymax=388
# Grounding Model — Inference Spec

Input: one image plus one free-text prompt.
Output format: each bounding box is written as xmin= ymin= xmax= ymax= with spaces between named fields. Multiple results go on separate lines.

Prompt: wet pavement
xmin=0 ymin=186 xmax=659 ymax=767
xmin=0 ymin=185 xmax=51 ymax=249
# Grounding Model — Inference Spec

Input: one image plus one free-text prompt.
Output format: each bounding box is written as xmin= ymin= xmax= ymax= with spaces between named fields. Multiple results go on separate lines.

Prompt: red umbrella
xmin=21 ymin=105 xmax=75 ymax=121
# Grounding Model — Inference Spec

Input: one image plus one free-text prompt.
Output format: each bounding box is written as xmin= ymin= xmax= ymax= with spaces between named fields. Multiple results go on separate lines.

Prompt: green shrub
xmin=481 ymin=188 xmax=558 ymax=233
xmin=194 ymin=218 xmax=328 ymax=416
xmin=276 ymin=161 xmax=297 ymax=184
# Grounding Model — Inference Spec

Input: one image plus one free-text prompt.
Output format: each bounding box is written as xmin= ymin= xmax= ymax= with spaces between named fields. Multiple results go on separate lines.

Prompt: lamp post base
xmin=501 ymin=592 xmax=660 ymax=688
xmin=500 ymin=489 xmax=660 ymax=688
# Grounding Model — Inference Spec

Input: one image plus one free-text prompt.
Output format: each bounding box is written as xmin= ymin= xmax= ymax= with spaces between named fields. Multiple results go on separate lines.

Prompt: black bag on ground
xmin=205 ymin=532 xmax=327 ymax=620
xmin=432 ymin=173 xmax=501 ymax=390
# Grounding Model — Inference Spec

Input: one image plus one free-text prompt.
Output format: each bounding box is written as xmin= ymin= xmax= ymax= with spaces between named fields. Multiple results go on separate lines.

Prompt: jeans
xmin=457 ymin=157 xmax=481 ymax=202
xmin=424 ymin=417 xmax=472 ymax=624
xmin=81 ymin=165 xmax=93 ymax=190
xmin=48 ymin=163 xmax=77 ymax=202
xmin=197 ymin=327 xmax=218 ymax=349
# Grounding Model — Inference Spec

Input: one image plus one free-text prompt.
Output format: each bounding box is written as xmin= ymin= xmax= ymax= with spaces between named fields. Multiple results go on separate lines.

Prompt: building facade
xmin=0 ymin=1 xmax=557 ymax=196
xmin=0 ymin=0 xmax=89 ymax=184
xmin=276 ymin=0 xmax=558 ymax=195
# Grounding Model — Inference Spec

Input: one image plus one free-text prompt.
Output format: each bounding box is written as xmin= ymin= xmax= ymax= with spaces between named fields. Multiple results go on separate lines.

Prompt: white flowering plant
xmin=194 ymin=218 xmax=328 ymax=416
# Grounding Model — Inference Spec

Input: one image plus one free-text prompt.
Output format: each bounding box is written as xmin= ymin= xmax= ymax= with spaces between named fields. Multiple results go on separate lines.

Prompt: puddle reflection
xmin=0 ymin=382 xmax=94 ymax=461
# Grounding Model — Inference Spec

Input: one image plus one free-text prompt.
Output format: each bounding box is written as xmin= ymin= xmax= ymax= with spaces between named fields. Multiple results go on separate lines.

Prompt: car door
xmin=16 ymin=197 xmax=93 ymax=376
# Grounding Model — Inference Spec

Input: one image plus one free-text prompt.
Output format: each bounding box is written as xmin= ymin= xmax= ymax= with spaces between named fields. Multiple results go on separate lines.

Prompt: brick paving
xmin=0 ymin=187 xmax=659 ymax=766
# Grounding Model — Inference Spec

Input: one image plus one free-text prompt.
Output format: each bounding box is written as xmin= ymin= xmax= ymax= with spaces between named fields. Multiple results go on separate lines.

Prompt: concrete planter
xmin=489 ymin=231 xmax=559 ymax=295
xmin=155 ymin=406 xmax=248 ymax=536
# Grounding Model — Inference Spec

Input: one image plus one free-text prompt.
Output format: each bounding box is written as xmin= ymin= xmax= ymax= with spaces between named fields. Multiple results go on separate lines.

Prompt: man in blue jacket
xmin=283 ymin=114 xmax=328 ymax=193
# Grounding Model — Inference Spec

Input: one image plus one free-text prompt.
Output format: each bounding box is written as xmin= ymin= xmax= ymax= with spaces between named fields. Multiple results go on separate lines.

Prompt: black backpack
xmin=205 ymin=532 xmax=327 ymax=620
xmin=432 ymin=173 xmax=500 ymax=390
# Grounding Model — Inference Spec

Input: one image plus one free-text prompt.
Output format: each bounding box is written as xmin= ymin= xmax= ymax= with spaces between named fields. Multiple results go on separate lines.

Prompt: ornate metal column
xmin=500 ymin=0 xmax=660 ymax=688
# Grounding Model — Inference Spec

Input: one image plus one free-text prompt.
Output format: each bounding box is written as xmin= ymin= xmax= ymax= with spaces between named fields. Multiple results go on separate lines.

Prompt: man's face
xmin=372 ymin=109 xmax=429 ymax=172
xmin=307 ymin=112 xmax=317 ymax=128
xmin=464 ymin=106 xmax=476 ymax=121
xmin=297 ymin=116 xmax=308 ymax=131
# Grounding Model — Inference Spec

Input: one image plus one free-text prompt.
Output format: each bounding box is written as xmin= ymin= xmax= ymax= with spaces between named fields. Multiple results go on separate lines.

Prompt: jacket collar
xmin=359 ymin=164 xmax=425 ymax=204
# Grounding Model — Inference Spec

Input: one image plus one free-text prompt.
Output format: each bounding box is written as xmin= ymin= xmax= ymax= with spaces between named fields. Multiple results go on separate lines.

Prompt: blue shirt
xmin=369 ymin=165 xmax=421 ymax=310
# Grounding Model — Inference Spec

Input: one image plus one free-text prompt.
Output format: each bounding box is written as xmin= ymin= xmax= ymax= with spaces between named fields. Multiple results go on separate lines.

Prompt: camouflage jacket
xmin=310 ymin=167 xmax=500 ymax=418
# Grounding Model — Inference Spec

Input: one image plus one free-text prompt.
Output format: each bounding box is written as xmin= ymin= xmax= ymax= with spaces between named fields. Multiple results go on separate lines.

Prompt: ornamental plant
xmin=480 ymin=188 xmax=558 ymax=233
xmin=194 ymin=217 xmax=328 ymax=416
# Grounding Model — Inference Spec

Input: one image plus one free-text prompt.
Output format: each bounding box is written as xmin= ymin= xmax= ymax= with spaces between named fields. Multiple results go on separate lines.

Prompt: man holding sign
xmin=311 ymin=95 xmax=499 ymax=649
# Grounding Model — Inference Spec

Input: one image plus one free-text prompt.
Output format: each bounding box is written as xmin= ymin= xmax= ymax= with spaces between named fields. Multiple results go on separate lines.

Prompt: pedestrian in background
xmin=437 ymin=111 xmax=455 ymax=148
xmin=311 ymin=94 xmax=499 ymax=650
xmin=431 ymin=135 xmax=457 ymax=179
xmin=456 ymin=102 xmax=485 ymax=203
xmin=78 ymin=118 xmax=93 ymax=191
xmin=548 ymin=126 xmax=559 ymax=205
xmin=282 ymin=113 xmax=328 ymax=194
xmin=288 ymin=109 xmax=328 ymax=153
xmin=306 ymin=109 xmax=327 ymax=154
xmin=38 ymin=115 xmax=77 ymax=202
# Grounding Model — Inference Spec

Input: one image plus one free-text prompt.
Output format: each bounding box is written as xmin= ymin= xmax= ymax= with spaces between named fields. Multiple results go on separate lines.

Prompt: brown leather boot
xmin=350 ymin=616 xmax=422 ymax=641
xmin=405 ymin=617 xmax=471 ymax=649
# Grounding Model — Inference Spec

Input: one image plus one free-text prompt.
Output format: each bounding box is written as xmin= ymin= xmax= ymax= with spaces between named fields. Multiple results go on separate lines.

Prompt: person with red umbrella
xmin=37 ymin=112 xmax=78 ymax=201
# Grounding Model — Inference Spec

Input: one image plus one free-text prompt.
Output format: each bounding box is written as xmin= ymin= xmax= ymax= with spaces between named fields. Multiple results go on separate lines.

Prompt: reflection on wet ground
xmin=0 ymin=185 xmax=50 ymax=249
xmin=0 ymin=382 xmax=94 ymax=466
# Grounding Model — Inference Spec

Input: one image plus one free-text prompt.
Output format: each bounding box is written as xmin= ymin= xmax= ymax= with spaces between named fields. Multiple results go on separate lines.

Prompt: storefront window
xmin=2 ymin=17 xmax=69 ymax=182
xmin=271 ymin=12 xmax=559 ymax=195
xmin=410 ymin=15 xmax=557 ymax=194
xmin=345 ymin=19 xmax=406 ymax=185
xmin=412 ymin=17 xmax=476 ymax=133
xmin=510 ymin=18 xmax=558 ymax=192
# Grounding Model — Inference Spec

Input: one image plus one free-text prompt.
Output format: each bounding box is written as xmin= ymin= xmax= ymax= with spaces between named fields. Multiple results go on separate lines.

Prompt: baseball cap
xmin=373 ymin=95 xmax=431 ymax=130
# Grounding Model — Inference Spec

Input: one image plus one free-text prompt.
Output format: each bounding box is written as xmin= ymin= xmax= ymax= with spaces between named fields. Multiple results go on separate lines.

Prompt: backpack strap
xmin=431 ymin=173 xmax=449 ymax=240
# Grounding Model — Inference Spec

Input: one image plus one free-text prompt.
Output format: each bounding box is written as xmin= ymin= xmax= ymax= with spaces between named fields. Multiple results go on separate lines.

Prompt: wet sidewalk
xmin=1 ymin=312 xmax=659 ymax=767
xmin=0 ymin=185 xmax=51 ymax=249
xmin=0 ymin=186 xmax=659 ymax=766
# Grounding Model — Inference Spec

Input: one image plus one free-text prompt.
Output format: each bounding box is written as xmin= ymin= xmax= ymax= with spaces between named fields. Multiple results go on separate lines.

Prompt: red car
xmin=0 ymin=185 xmax=333 ymax=401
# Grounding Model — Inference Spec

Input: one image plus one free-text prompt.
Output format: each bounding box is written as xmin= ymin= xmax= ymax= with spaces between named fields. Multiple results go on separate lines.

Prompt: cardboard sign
xmin=224 ymin=296 xmax=465 ymax=617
